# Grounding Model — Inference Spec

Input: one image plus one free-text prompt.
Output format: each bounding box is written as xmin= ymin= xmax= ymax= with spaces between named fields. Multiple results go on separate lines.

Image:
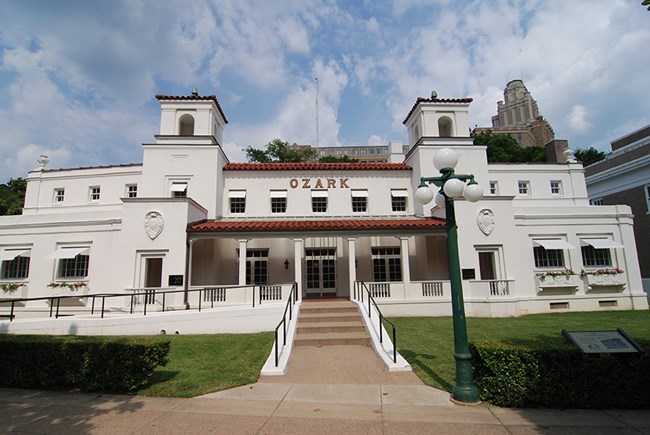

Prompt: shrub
xmin=470 ymin=340 xmax=650 ymax=408
xmin=0 ymin=335 xmax=170 ymax=393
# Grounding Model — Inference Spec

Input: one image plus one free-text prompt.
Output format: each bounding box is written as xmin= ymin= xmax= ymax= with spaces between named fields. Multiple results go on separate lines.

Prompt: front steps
xmin=295 ymin=300 xmax=370 ymax=346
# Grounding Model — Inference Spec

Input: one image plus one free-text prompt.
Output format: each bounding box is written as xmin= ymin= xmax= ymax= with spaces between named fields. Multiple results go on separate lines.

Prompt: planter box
xmin=584 ymin=274 xmax=626 ymax=288
xmin=48 ymin=286 xmax=90 ymax=306
xmin=0 ymin=284 xmax=28 ymax=300
xmin=535 ymin=275 xmax=580 ymax=294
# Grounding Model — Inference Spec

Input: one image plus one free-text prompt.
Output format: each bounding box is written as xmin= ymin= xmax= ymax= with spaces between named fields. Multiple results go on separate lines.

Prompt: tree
xmin=245 ymin=139 xmax=316 ymax=163
xmin=574 ymin=147 xmax=607 ymax=167
xmin=318 ymin=155 xmax=359 ymax=163
xmin=473 ymin=131 xmax=546 ymax=163
xmin=0 ymin=177 xmax=26 ymax=216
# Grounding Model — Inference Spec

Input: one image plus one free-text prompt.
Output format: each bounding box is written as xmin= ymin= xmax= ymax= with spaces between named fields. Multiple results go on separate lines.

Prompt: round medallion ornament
xmin=145 ymin=211 xmax=164 ymax=240
xmin=477 ymin=209 xmax=495 ymax=236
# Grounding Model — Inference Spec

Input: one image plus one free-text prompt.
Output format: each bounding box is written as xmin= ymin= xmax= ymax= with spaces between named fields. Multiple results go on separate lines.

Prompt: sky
xmin=0 ymin=0 xmax=648 ymax=179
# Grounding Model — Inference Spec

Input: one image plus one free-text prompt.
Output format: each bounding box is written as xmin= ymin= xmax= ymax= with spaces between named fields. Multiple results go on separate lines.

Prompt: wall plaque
xmin=168 ymin=275 xmax=184 ymax=286
xmin=144 ymin=211 xmax=164 ymax=240
xmin=477 ymin=209 xmax=495 ymax=235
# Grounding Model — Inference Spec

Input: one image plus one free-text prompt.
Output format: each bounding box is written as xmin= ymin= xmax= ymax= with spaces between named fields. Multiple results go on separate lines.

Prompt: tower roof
xmin=155 ymin=93 xmax=228 ymax=124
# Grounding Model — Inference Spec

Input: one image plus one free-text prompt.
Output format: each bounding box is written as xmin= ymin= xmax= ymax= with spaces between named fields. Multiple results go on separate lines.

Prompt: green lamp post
xmin=415 ymin=147 xmax=483 ymax=404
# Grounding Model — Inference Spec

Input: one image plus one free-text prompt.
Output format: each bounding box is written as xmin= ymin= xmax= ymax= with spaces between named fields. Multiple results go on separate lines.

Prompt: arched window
xmin=179 ymin=114 xmax=195 ymax=136
xmin=438 ymin=117 xmax=453 ymax=137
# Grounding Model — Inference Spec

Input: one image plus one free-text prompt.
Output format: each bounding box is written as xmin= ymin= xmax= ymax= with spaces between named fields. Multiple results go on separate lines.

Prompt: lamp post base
xmin=452 ymin=352 xmax=480 ymax=403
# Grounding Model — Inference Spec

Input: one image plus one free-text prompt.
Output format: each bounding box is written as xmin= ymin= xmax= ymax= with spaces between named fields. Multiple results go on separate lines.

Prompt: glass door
xmin=305 ymin=248 xmax=336 ymax=296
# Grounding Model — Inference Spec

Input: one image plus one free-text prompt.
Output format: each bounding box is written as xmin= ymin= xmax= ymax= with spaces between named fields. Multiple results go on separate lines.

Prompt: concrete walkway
xmin=1 ymin=386 xmax=649 ymax=434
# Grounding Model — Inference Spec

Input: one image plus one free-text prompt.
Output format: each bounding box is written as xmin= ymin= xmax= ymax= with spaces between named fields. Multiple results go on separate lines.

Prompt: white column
xmin=238 ymin=239 xmax=248 ymax=286
xmin=293 ymin=238 xmax=303 ymax=300
xmin=400 ymin=236 xmax=411 ymax=285
xmin=187 ymin=239 xmax=195 ymax=288
xmin=347 ymin=237 xmax=357 ymax=299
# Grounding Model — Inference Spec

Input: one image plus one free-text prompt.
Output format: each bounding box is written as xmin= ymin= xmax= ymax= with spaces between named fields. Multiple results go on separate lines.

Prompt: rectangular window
xmin=518 ymin=181 xmax=530 ymax=195
xmin=89 ymin=186 xmax=100 ymax=202
xmin=126 ymin=184 xmax=138 ymax=198
xmin=645 ymin=184 xmax=650 ymax=213
xmin=229 ymin=190 xmax=246 ymax=214
xmin=311 ymin=190 xmax=328 ymax=213
xmin=590 ymin=198 xmax=604 ymax=206
xmin=533 ymin=246 xmax=565 ymax=268
xmin=243 ymin=249 xmax=268 ymax=285
xmin=581 ymin=245 xmax=612 ymax=267
xmin=59 ymin=254 xmax=90 ymax=279
xmin=171 ymin=182 xmax=187 ymax=198
xmin=550 ymin=181 xmax=562 ymax=195
xmin=489 ymin=181 xmax=498 ymax=195
xmin=391 ymin=189 xmax=408 ymax=212
xmin=351 ymin=190 xmax=368 ymax=213
xmin=270 ymin=191 xmax=287 ymax=213
xmin=1 ymin=251 xmax=30 ymax=280
xmin=371 ymin=247 xmax=402 ymax=282
xmin=54 ymin=188 xmax=65 ymax=203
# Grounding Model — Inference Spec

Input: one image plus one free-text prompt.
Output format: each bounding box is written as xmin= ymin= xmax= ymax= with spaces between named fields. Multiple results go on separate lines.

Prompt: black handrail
xmin=273 ymin=282 xmax=299 ymax=367
xmin=354 ymin=281 xmax=397 ymax=363
xmin=1 ymin=283 xmax=290 ymax=322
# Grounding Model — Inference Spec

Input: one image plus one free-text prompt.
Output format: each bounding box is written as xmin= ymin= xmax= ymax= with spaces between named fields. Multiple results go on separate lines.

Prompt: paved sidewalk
xmin=2 ymin=385 xmax=650 ymax=434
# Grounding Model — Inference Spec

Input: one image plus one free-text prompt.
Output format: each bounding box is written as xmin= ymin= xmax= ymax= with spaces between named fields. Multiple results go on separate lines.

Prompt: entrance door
xmin=478 ymin=251 xmax=496 ymax=280
xmin=144 ymin=258 xmax=163 ymax=287
xmin=305 ymin=248 xmax=336 ymax=296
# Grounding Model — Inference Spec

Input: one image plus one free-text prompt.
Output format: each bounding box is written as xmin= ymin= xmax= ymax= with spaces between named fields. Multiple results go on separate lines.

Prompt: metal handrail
xmin=273 ymin=282 xmax=299 ymax=367
xmin=1 ymin=283 xmax=289 ymax=322
xmin=353 ymin=281 xmax=397 ymax=363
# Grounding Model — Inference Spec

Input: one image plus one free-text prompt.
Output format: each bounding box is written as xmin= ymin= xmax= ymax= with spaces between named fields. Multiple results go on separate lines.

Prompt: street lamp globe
xmin=433 ymin=148 xmax=458 ymax=171
xmin=434 ymin=192 xmax=446 ymax=208
xmin=443 ymin=178 xmax=465 ymax=198
xmin=464 ymin=182 xmax=484 ymax=202
xmin=415 ymin=185 xmax=434 ymax=204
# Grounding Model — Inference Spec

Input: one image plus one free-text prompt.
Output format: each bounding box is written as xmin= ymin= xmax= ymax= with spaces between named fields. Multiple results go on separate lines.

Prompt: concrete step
xmin=297 ymin=322 xmax=366 ymax=334
xmin=300 ymin=305 xmax=358 ymax=314
xmin=294 ymin=332 xmax=371 ymax=346
xmin=299 ymin=312 xmax=361 ymax=323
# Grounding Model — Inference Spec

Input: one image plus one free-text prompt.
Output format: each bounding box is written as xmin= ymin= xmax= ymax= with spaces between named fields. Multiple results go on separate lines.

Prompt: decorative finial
xmin=37 ymin=154 xmax=49 ymax=170
xmin=191 ymin=88 xmax=198 ymax=96
xmin=431 ymin=90 xmax=438 ymax=99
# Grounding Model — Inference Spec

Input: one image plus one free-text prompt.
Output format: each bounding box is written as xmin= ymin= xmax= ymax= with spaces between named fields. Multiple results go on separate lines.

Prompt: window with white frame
xmin=590 ymin=198 xmax=604 ymax=206
xmin=533 ymin=246 xmax=565 ymax=268
xmin=311 ymin=190 xmax=328 ymax=213
xmin=54 ymin=188 xmax=65 ymax=203
xmin=518 ymin=181 xmax=530 ymax=195
xmin=270 ymin=190 xmax=287 ymax=213
xmin=89 ymin=186 xmax=101 ymax=202
xmin=580 ymin=238 xmax=623 ymax=267
xmin=126 ymin=184 xmax=138 ymax=198
xmin=351 ymin=190 xmax=368 ymax=213
xmin=371 ymin=247 xmax=402 ymax=282
xmin=489 ymin=181 xmax=498 ymax=195
xmin=550 ymin=181 xmax=562 ymax=195
xmin=48 ymin=247 xmax=91 ymax=279
xmin=391 ymin=189 xmax=408 ymax=212
xmin=228 ymin=190 xmax=246 ymax=214
xmin=171 ymin=182 xmax=187 ymax=198
xmin=0 ymin=249 xmax=31 ymax=280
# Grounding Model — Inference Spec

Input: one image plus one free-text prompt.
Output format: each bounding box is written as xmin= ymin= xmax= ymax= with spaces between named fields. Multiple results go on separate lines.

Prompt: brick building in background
xmin=585 ymin=125 xmax=650 ymax=293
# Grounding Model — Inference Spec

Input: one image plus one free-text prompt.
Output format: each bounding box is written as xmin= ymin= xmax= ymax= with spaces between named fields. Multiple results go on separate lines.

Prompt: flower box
xmin=535 ymin=274 xmax=580 ymax=290
xmin=583 ymin=273 xmax=626 ymax=287
xmin=0 ymin=283 xmax=28 ymax=300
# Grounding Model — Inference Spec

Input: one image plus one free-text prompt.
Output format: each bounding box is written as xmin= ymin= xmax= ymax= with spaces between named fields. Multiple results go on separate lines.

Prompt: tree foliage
xmin=574 ymin=147 xmax=607 ymax=167
xmin=473 ymin=132 xmax=546 ymax=163
xmin=245 ymin=139 xmax=316 ymax=163
xmin=0 ymin=177 xmax=26 ymax=216
xmin=318 ymin=154 xmax=359 ymax=163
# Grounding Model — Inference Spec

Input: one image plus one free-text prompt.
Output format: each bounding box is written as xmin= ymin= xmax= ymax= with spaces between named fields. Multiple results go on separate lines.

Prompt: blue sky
xmin=0 ymin=0 xmax=648 ymax=179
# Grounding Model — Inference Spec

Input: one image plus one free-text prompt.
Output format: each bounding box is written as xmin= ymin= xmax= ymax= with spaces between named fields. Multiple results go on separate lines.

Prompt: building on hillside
xmin=286 ymin=143 xmax=410 ymax=163
xmin=584 ymin=124 xmax=650 ymax=293
xmin=472 ymin=79 xmax=555 ymax=148
xmin=0 ymin=91 xmax=646 ymax=324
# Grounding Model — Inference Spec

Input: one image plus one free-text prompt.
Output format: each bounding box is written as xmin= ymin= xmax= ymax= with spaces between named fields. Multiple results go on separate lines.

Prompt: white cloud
xmin=367 ymin=135 xmax=384 ymax=146
xmin=568 ymin=105 xmax=592 ymax=133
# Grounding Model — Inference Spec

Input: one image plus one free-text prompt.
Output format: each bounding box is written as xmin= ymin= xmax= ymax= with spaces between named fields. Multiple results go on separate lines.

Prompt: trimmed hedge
xmin=0 ymin=335 xmax=170 ymax=393
xmin=470 ymin=340 xmax=650 ymax=409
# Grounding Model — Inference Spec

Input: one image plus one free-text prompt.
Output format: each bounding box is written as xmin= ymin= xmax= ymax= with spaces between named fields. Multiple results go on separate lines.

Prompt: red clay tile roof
xmin=155 ymin=94 xmax=228 ymax=124
xmin=402 ymin=97 xmax=473 ymax=125
xmin=224 ymin=162 xmax=412 ymax=171
xmin=189 ymin=217 xmax=445 ymax=233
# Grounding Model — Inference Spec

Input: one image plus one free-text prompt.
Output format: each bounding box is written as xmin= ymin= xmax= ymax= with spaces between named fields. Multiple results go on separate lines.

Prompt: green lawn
xmin=390 ymin=310 xmax=650 ymax=392
xmin=137 ymin=332 xmax=274 ymax=398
